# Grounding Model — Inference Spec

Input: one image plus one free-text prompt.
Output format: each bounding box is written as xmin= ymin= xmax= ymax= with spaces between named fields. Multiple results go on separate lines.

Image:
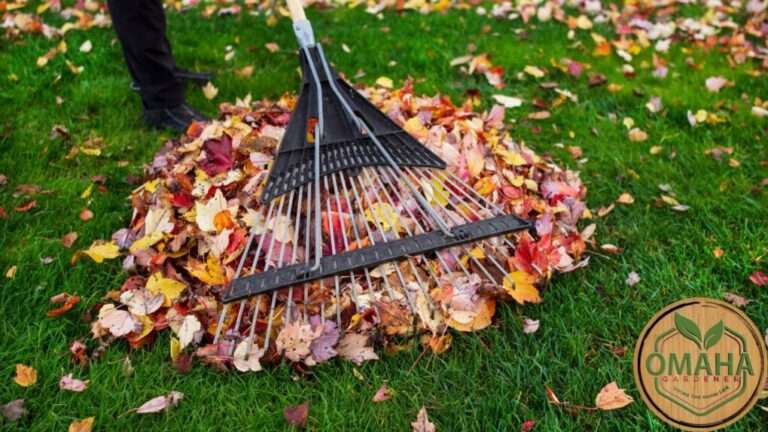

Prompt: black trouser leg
xmin=107 ymin=0 xmax=184 ymax=109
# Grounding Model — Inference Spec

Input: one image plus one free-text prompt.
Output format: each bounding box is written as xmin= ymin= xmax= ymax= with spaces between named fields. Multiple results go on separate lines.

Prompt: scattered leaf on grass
xmin=283 ymin=402 xmax=309 ymax=428
xmin=625 ymin=271 xmax=641 ymax=287
xmin=523 ymin=318 xmax=540 ymax=334
xmin=411 ymin=406 xmax=436 ymax=432
xmin=15 ymin=200 xmax=36 ymax=212
xmin=372 ymin=384 xmax=392 ymax=402
xmin=492 ymin=95 xmax=523 ymax=108
xmin=68 ymin=417 xmax=94 ymax=432
xmin=595 ymin=382 xmax=633 ymax=410
xmin=712 ymin=247 xmax=724 ymax=258
xmin=616 ymin=193 xmax=634 ymax=204
xmin=79 ymin=208 xmax=93 ymax=221
xmin=47 ymin=293 xmax=81 ymax=317
xmin=749 ymin=271 xmax=767 ymax=286
xmin=265 ymin=42 xmax=280 ymax=53
xmin=82 ymin=241 xmax=120 ymax=263
xmin=202 ymin=82 xmax=218 ymax=100
xmin=136 ymin=391 xmax=184 ymax=414
xmin=59 ymin=373 xmax=89 ymax=392
xmin=628 ymin=128 xmax=647 ymax=142
xmin=14 ymin=364 xmax=37 ymax=387
xmin=723 ymin=292 xmax=751 ymax=308
xmin=1 ymin=399 xmax=26 ymax=421
xmin=5 ymin=265 xmax=17 ymax=279
xmin=79 ymin=40 xmax=92 ymax=53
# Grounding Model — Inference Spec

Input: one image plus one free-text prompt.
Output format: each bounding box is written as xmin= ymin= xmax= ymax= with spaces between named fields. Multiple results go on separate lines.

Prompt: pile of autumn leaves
xmin=75 ymin=81 xmax=590 ymax=373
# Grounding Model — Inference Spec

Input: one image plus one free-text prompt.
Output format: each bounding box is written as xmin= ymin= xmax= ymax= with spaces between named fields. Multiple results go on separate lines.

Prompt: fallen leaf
xmin=337 ymin=333 xmax=379 ymax=365
xmin=59 ymin=373 xmax=89 ymax=392
xmin=503 ymin=271 xmax=541 ymax=304
xmin=5 ymin=265 xmax=17 ymax=279
xmin=616 ymin=193 xmax=634 ymax=204
xmin=202 ymin=82 xmax=218 ymax=100
xmin=265 ymin=42 xmax=280 ymax=53
xmin=146 ymin=273 xmax=187 ymax=307
xmin=372 ymin=383 xmax=392 ymax=402
xmin=625 ymin=271 xmax=641 ymax=287
xmin=14 ymin=364 xmax=37 ymax=387
xmin=82 ymin=240 xmax=120 ymax=263
xmin=47 ymin=294 xmax=80 ymax=317
xmin=1 ymin=399 xmax=25 ymax=421
xmin=522 ymin=318 xmax=540 ymax=334
xmin=79 ymin=208 xmax=93 ymax=221
xmin=136 ymin=391 xmax=184 ymax=414
xmin=713 ymin=247 xmax=724 ymax=258
xmin=283 ymin=402 xmax=309 ymax=428
xmin=705 ymin=76 xmax=728 ymax=92
xmin=68 ymin=417 xmax=94 ymax=432
xmin=411 ymin=406 xmax=436 ymax=432
xmin=97 ymin=304 xmax=139 ymax=337
xmin=595 ymin=382 xmax=633 ymax=410
xmin=375 ymin=76 xmax=394 ymax=89
xmin=723 ymin=292 xmax=751 ymax=308
xmin=177 ymin=314 xmax=201 ymax=349
xmin=521 ymin=420 xmax=536 ymax=432
xmin=628 ymin=128 xmax=647 ymax=142
xmin=79 ymin=40 xmax=92 ymax=53
xmin=523 ymin=65 xmax=545 ymax=78
xmin=14 ymin=200 xmax=36 ymax=212
xmin=749 ymin=271 xmax=767 ymax=286
xmin=492 ymin=95 xmax=523 ymax=108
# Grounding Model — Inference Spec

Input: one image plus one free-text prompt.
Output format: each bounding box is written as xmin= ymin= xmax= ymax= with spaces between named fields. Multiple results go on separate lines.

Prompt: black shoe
xmin=131 ymin=67 xmax=214 ymax=92
xmin=143 ymin=103 xmax=210 ymax=133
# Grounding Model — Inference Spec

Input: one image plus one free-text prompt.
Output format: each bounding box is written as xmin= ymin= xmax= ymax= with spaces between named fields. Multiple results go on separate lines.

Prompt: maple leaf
xmin=233 ymin=340 xmax=264 ymax=372
xmin=283 ymin=402 xmax=309 ymax=428
xmin=411 ymin=406 xmax=436 ymax=432
xmin=135 ymin=391 xmax=184 ymax=414
xmin=97 ymin=304 xmax=139 ymax=337
xmin=59 ymin=373 xmax=89 ymax=392
xmin=68 ymin=417 xmax=95 ymax=432
xmin=749 ymin=271 xmax=768 ymax=286
xmin=14 ymin=364 xmax=37 ymax=387
xmin=145 ymin=273 xmax=186 ymax=307
xmin=177 ymin=315 xmax=201 ymax=349
xmin=202 ymin=82 xmax=218 ymax=100
xmin=309 ymin=316 xmax=339 ymax=364
xmin=337 ymin=333 xmax=378 ymax=365
xmin=595 ymin=382 xmax=633 ymax=410
xmin=195 ymin=189 xmax=234 ymax=232
xmin=186 ymin=255 xmax=227 ymax=285
xmin=503 ymin=271 xmax=542 ymax=305
xmin=276 ymin=322 xmax=317 ymax=362
xmin=200 ymin=135 xmax=234 ymax=177
xmin=120 ymin=289 xmax=164 ymax=315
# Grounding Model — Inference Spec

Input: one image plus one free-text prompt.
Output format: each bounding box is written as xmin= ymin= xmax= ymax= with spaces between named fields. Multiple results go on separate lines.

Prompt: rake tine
xmin=335 ymin=172 xmax=372 ymax=309
xmin=345 ymin=173 xmax=400 ymax=302
xmin=284 ymin=185 xmax=305 ymax=326
xmin=263 ymin=192 xmax=294 ymax=352
xmin=330 ymin=172 xmax=363 ymax=313
xmin=322 ymin=175 xmax=343 ymax=327
xmin=303 ymin=184 xmax=312 ymax=322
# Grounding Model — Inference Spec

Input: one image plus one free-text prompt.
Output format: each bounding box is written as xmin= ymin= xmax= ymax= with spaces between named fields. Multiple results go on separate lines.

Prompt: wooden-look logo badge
xmin=634 ymin=298 xmax=767 ymax=431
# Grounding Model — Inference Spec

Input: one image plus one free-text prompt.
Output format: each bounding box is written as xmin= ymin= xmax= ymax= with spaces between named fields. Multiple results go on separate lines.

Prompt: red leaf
xmin=749 ymin=271 xmax=767 ymax=286
xmin=14 ymin=200 xmax=36 ymax=213
xmin=521 ymin=420 xmax=536 ymax=432
xmin=61 ymin=232 xmax=78 ymax=248
xmin=80 ymin=208 xmax=93 ymax=221
xmin=0 ymin=207 xmax=8 ymax=219
xmin=283 ymin=402 xmax=309 ymax=428
xmin=200 ymin=135 xmax=233 ymax=177
xmin=171 ymin=191 xmax=194 ymax=208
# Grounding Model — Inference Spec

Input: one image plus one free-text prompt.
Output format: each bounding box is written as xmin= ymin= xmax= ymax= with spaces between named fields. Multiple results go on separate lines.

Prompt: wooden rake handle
xmin=286 ymin=0 xmax=307 ymax=21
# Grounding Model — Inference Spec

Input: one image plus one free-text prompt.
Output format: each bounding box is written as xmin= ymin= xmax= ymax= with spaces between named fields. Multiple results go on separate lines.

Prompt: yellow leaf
xmin=446 ymin=297 xmax=496 ymax=332
xmin=497 ymin=150 xmax=527 ymax=166
xmin=14 ymin=364 xmax=37 ymax=387
xmin=68 ymin=417 xmax=95 ymax=432
xmin=146 ymin=273 xmax=187 ymax=307
xmin=503 ymin=271 xmax=541 ymax=305
xmin=133 ymin=314 xmax=154 ymax=341
xmin=80 ymin=183 xmax=93 ymax=199
xmin=170 ymin=337 xmax=181 ymax=363
xmin=473 ymin=177 xmax=495 ymax=196
xmin=82 ymin=241 xmax=120 ymax=263
xmin=365 ymin=203 xmax=400 ymax=232
xmin=468 ymin=246 xmax=486 ymax=259
xmin=187 ymin=255 xmax=227 ymax=285
xmin=202 ymin=81 xmax=218 ymax=100
xmin=143 ymin=179 xmax=160 ymax=193
xmin=523 ymin=65 xmax=545 ymax=78
xmin=421 ymin=178 xmax=449 ymax=207
xmin=129 ymin=231 xmax=165 ymax=254
xmin=375 ymin=76 xmax=393 ymax=89
xmin=616 ymin=193 xmax=634 ymax=204
xmin=5 ymin=265 xmax=17 ymax=279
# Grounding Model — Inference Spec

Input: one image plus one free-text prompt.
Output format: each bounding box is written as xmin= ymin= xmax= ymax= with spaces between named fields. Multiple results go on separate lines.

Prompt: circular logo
xmin=634 ymin=298 xmax=767 ymax=431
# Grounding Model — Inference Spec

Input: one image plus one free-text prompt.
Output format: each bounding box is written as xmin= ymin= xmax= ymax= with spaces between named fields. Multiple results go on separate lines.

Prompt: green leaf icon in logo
xmin=703 ymin=320 xmax=724 ymax=350
xmin=675 ymin=313 xmax=702 ymax=349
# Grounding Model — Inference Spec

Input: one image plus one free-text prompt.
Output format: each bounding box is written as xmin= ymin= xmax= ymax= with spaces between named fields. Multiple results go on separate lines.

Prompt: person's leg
xmin=107 ymin=0 xmax=184 ymax=109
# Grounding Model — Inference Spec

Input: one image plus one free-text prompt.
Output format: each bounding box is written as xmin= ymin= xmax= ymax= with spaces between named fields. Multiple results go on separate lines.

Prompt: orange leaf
xmin=47 ymin=294 xmax=81 ymax=317
xmin=14 ymin=364 xmax=37 ymax=387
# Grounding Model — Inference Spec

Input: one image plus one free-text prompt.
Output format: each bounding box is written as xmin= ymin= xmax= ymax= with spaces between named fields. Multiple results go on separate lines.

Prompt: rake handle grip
xmin=287 ymin=0 xmax=307 ymax=21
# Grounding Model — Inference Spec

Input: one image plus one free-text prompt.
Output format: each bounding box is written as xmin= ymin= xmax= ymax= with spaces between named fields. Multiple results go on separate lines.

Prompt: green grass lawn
xmin=1 ymin=5 xmax=767 ymax=431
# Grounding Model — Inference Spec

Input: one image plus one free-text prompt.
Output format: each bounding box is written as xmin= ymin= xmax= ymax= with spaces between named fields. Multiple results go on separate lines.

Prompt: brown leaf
xmin=616 ymin=193 xmax=634 ymax=204
xmin=1 ymin=399 xmax=26 ymax=422
xmin=14 ymin=200 xmax=37 ymax=212
xmin=411 ymin=406 xmax=436 ymax=432
xmin=594 ymin=382 xmax=633 ymax=410
xmin=62 ymin=232 xmax=78 ymax=248
xmin=283 ymin=402 xmax=309 ymax=428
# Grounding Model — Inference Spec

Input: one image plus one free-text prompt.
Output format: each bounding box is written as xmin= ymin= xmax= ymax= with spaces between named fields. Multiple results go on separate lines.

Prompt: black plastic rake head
xmin=218 ymin=5 xmax=534 ymax=313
